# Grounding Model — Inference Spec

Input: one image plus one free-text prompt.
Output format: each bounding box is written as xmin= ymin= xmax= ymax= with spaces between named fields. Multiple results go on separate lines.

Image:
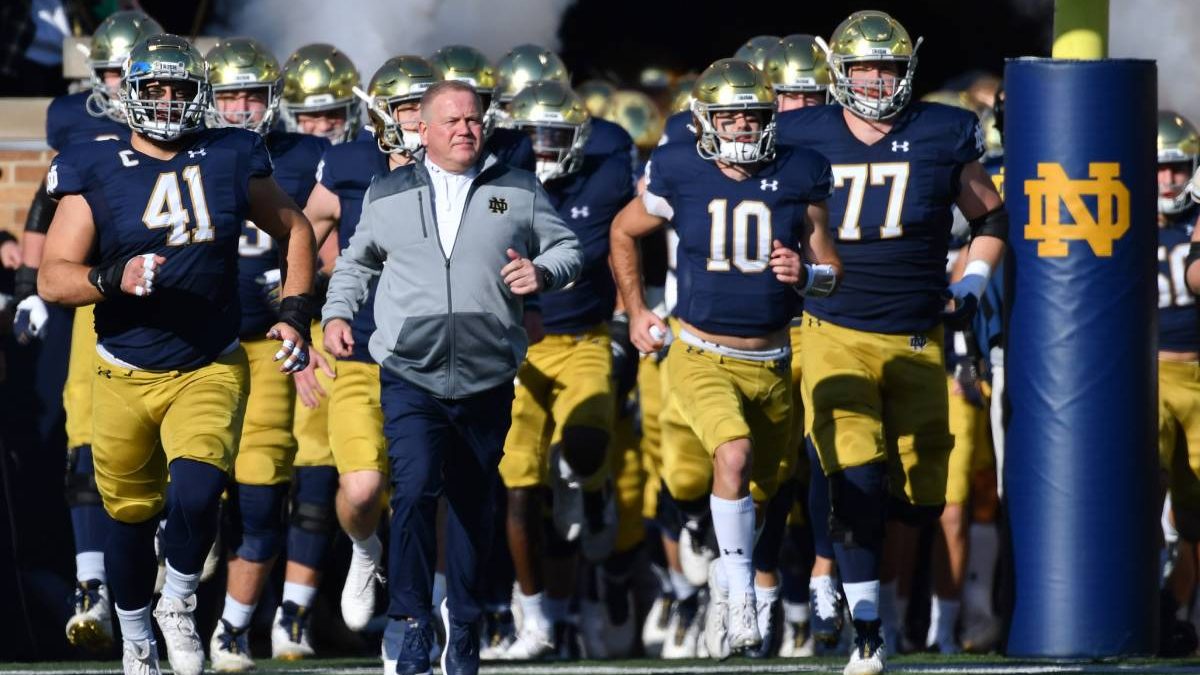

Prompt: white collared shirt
xmin=424 ymin=155 xmax=479 ymax=257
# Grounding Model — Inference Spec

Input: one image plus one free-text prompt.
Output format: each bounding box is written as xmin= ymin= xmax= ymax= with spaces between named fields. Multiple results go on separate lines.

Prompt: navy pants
xmin=382 ymin=371 xmax=514 ymax=624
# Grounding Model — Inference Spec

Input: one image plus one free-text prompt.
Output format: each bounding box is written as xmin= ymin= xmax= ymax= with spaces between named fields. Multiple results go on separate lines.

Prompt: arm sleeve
xmin=528 ymin=180 xmax=583 ymax=291
xmin=321 ymin=183 xmax=386 ymax=324
xmin=25 ymin=177 xmax=57 ymax=233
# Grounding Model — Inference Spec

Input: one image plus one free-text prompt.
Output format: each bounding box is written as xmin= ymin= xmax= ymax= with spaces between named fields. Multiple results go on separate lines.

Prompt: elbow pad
xmin=969 ymin=205 xmax=1008 ymax=241
xmin=798 ymin=263 xmax=838 ymax=297
xmin=25 ymin=179 xmax=57 ymax=234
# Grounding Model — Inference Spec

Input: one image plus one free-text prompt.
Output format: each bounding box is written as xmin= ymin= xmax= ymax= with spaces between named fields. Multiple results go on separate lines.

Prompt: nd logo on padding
xmin=1024 ymin=162 xmax=1130 ymax=257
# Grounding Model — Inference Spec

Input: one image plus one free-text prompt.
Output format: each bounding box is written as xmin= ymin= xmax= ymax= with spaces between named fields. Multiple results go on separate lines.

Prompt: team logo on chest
xmin=891 ymin=140 xmax=910 ymax=153
xmin=571 ymin=205 xmax=590 ymax=219
xmin=760 ymin=179 xmax=778 ymax=192
xmin=489 ymin=196 xmax=508 ymax=214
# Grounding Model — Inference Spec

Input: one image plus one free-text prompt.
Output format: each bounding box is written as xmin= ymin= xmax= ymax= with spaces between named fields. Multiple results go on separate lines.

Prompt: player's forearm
xmin=279 ymin=215 xmax=317 ymax=298
xmin=39 ymin=258 xmax=103 ymax=306
xmin=966 ymin=235 xmax=1005 ymax=272
xmin=20 ymin=232 xmax=45 ymax=269
xmin=610 ymin=228 xmax=648 ymax=315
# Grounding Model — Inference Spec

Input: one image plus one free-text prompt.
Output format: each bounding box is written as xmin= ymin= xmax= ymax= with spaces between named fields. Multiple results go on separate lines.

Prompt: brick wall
xmin=0 ymin=149 xmax=54 ymax=239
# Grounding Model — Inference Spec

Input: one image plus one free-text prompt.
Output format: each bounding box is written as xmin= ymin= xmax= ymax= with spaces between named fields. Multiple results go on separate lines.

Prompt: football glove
xmin=13 ymin=295 xmax=48 ymax=345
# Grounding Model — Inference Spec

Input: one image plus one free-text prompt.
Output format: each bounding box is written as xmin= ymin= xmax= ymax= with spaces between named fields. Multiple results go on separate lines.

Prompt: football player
xmin=11 ymin=9 xmax=162 ymax=652
xmin=1156 ymin=111 xmax=1200 ymax=650
xmin=302 ymin=54 xmax=440 ymax=635
xmin=38 ymin=34 xmax=316 ymax=675
xmin=281 ymin=44 xmax=363 ymax=144
xmin=497 ymin=81 xmax=633 ymax=660
xmin=733 ymin=35 xmax=782 ymax=70
xmin=202 ymin=37 xmax=331 ymax=671
xmin=611 ymin=58 xmax=839 ymax=659
xmin=775 ymin=11 xmax=1006 ymax=675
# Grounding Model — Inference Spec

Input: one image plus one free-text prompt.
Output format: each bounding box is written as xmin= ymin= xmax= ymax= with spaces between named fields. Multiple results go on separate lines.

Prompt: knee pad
xmin=828 ymin=464 xmax=887 ymax=552
xmin=65 ymin=445 xmax=103 ymax=507
xmin=234 ymin=483 xmax=289 ymax=562
xmin=887 ymin=496 xmax=945 ymax=528
xmin=287 ymin=469 xmax=338 ymax=569
xmin=559 ymin=428 xmax=610 ymax=479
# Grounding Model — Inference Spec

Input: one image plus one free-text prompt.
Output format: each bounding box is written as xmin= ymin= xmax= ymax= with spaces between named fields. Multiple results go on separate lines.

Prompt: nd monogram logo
xmin=488 ymin=197 xmax=508 ymax=214
xmin=1024 ymin=162 xmax=1129 ymax=258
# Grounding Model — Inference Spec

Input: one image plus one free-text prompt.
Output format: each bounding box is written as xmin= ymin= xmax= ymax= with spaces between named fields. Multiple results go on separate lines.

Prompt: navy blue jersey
xmin=540 ymin=153 xmax=634 ymax=333
xmin=48 ymin=127 xmax=273 ymax=370
xmin=776 ymin=102 xmax=984 ymax=334
xmin=488 ymin=128 xmax=536 ymax=173
xmin=974 ymin=159 xmax=1006 ymax=359
xmin=317 ymin=138 xmax=391 ymax=362
xmin=237 ymin=131 xmax=330 ymax=337
xmin=584 ymin=118 xmax=637 ymax=186
xmin=1158 ymin=216 xmax=1200 ymax=352
xmin=645 ymin=142 xmax=832 ymax=336
xmin=46 ymin=91 xmax=129 ymax=152
xmin=660 ymin=111 xmax=696 ymax=147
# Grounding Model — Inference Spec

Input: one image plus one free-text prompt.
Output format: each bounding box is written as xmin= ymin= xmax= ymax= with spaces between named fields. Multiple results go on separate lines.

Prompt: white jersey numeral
xmin=832 ymin=162 xmax=910 ymax=240
xmin=706 ymin=198 xmax=772 ymax=273
xmin=142 ymin=165 xmax=213 ymax=246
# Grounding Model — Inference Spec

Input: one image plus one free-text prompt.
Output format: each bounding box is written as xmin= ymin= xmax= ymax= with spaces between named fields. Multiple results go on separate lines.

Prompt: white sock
xmin=545 ymin=596 xmax=569 ymax=624
xmin=927 ymin=595 xmax=960 ymax=648
xmin=75 ymin=551 xmax=106 ymax=584
xmin=516 ymin=590 xmax=548 ymax=630
xmin=843 ymin=580 xmax=880 ymax=622
xmin=964 ymin=523 xmax=998 ymax=614
xmin=754 ymin=583 xmax=778 ymax=636
xmin=116 ymin=604 xmax=153 ymax=642
xmin=711 ymin=554 xmax=729 ymax=592
xmin=669 ymin=568 xmax=697 ymax=601
xmin=784 ymin=600 xmax=809 ymax=624
xmin=709 ymin=494 xmax=755 ymax=597
xmin=221 ymin=594 xmax=255 ymax=631
xmin=162 ymin=562 xmax=200 ymax=601
xmin=282 ymin=581 xmax=317 ymax=609
xmin=809 ymin=575 xmax=838 ymax=618
xmin=432 ymin=572 xmax=447 ymax=612
xmin=352 ymin=533 xmax=382 ymax=564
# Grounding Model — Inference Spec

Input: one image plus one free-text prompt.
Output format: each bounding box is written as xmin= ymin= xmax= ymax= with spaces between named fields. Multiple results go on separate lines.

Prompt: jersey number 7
xmin=143 ymin=165 xmax=214 ymax=246
xmin=832 ymin=162 xmax=909 ymax=240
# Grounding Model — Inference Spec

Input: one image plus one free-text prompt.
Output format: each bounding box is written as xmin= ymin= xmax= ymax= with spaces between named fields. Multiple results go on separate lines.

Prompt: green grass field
xmin=4 ymin=655 xmax=1200 ymax=674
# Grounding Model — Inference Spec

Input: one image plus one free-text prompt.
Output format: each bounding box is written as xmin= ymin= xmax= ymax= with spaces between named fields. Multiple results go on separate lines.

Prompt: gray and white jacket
xmin=322 ymin=152 xmax=582 ymax=399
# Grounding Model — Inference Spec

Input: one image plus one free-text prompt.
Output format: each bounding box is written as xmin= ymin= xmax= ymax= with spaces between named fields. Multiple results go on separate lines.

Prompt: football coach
xmin=321 ymin=79 xmax=582 ymax=675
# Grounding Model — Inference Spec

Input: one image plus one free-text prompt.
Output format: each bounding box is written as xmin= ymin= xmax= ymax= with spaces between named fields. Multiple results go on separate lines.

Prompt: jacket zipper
xmin=416 ymin=192 xmax=428 ymax=238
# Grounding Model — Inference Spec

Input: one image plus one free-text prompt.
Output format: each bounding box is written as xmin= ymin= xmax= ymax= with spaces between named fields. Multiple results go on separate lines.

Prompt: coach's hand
xmin=294 ymin=347 xmax=336 ymax=408
xmin=122 ymin=254 xmax=166 ymax=297
xmin=502 ymin=248 xmax=542 ymax=295
xmin=324 ymin=318 xmax=355 ymax=359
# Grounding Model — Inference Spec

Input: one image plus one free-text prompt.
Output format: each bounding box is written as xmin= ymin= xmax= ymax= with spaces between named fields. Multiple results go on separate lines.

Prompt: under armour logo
xmin=187 ymin=148 xmax=207 ymax=158
xmin=760 ymin=179 xmax=779 ymax=192
xmin=722 ymin=548 xmax=744 ymax=556
xmin=96 ymin=366 xmax=112 ymax=379
xmin=489 ymin=197 xmax=508 ymax=214
xmin=571 ymin=205 xmax=589 ymax=219
xmin=909 ymin=335 xmax=927 ymax=352
xmin=891 ymin=141 xmax=909 ymax=153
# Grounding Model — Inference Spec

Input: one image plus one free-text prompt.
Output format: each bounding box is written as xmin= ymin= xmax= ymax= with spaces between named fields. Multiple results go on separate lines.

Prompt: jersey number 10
xmin=706 ymin=198 xmax=771 ymax=273
xmin=143 ymin=165 xmax=214 ymax=246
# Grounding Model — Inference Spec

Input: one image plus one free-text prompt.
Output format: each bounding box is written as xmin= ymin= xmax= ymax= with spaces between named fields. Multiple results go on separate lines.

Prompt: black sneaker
xmin=383 ymin=617 xmax=433 ymax=675
xmin=440 ymin=599 xmax=480 ymax=675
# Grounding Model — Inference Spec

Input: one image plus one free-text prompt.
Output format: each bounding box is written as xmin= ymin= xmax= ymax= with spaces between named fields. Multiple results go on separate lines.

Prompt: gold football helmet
xmin=823 ymin=10 xmax=922 ymax=120
xmin=508 ymin=81 xmax=590 ymax=182
xmin=120 ymin=34 xmax=210 ymax=141
xmin=690 ymin=58 xmax=775 ymax=164
xmin=577 ymin=79 xmax=616 ymax=119
xmin=921 ymin=89 xmax=979 ymax=113
xmin=609 ymin=89 xmax=664 ymax=152
xmin=366 ymin=56 xmax=442 ymax=155
xmin=979 ymin=107 xmax=1003 ymax=161
xmin=733 ymin=35 xmax=781 ymax=70
xmin=763 ymin=34 xmax=830 ymax=97
xmin=669 ymin=74 xmax=698 ymax=113
xmin=491 ymin=44 xmax=570 ymax=131
xmin=206 ymin=38 xmax=281 ymax=134
xmin=87 ymin=10 xmax=164 ymax=120
xmin=1158 ymin=111 xmax=1200 ymax=215
xmin=429 ymin=45 xmax=496 ymax=105
xmin=281 ymin=43 xmax=361 ymax=143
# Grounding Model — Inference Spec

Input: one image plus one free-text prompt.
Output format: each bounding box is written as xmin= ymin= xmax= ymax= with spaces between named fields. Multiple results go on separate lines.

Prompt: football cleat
xmin=153 ymin=595 xmax=204 ymax=675
xmin=121 ymin=638 xmax=161 ymax=675
xmin=679 ymin=518 xmax=716 ymax=587
xmin=661 ymin=593 xmax=702 ymax=659
xmin=502 ymin=618 xmax=554 ymax=660
xmin=209 ymin=618 xmax=254 ymax=672
xmin=810 ymin=577 xmax=845 ymax=646
xmin=703 ymin=559 xmax=731 ymax=660
xmin=271 ymin=602 xmax=315 ymax=660
xmin=779 ymin=615 xmax=814 ymax=658
xmin=65 ymin=579 xmax=114 ymax=650
xmin=479 ymin=609 xmax=516 ymax=660
xmin=580 ymin=569 xmax=636 ymax=659
xmin=641 ymin=594 xmax=674 ymax=657
xmin=746 ymin=592 xmax=782 ymax=658
xmin=341 ymin=551 xmax=383 ymax=631
xmin=727 ymin=590 xmax=762 ymax=653
xmin=845 ymin=619 xmax=887 ymax=675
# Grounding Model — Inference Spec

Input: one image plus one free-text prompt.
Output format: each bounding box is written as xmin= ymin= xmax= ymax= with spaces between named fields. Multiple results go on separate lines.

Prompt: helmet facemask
xmin=88 ymin=64 xmax=127 ymax=120
xmin=122 ymin=73 xmax=210 ymax=142
xmin=825 ymin=36 xmax=922 ymax=121
xmin=1159 ymin=159 xmax=1197 ymax=216
xmin=209 ymin=81 xmax=280 ymax=135
xmin=281 ymin=96 xmax=361 ymax=144
xmin=368 ymin=93 xmax=425 ymax=155
xmin=517 ymin=119 xmax=590 ymax=182
xmin=692 ymin=100 xmax=776 ymax=164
